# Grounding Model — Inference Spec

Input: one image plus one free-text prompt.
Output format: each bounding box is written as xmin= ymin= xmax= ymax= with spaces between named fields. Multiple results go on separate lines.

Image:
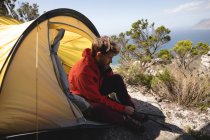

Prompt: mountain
xmin=193 ymin=19 xmax=210 ymax=30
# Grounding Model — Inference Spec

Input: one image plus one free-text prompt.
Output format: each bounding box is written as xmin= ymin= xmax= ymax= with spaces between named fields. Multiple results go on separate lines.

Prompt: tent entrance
xmin=48 ymin=22 xmax=93 ymax=75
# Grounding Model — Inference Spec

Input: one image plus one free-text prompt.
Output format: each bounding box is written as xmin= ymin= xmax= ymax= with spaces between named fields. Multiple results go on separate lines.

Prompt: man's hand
xmin=124 ymin=106 xmax=135 ymax=115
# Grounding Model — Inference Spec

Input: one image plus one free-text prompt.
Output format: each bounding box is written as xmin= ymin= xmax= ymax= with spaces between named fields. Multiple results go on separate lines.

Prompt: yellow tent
xmin=0 ymin=8 xmax=101 ymax=138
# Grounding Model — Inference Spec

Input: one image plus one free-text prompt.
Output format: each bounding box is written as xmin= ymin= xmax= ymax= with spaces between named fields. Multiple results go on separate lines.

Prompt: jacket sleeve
xmin=77 ymin=72 xmax=125 ymax=113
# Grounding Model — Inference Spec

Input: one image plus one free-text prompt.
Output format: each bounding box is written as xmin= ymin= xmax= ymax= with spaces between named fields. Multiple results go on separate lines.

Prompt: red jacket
xmin=68 ymin=48 xmax=125 ymax=113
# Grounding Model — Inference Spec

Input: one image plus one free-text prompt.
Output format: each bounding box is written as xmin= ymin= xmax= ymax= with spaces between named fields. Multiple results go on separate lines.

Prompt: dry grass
xmin=115 ymin=60 xmax=210 ymax=108
xmin=151 ymin=69 xmax=210 ymax=108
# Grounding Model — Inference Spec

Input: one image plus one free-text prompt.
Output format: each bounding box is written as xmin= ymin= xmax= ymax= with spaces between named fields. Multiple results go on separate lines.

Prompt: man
xmin=68 ymin=36 xmax=147 ymax=131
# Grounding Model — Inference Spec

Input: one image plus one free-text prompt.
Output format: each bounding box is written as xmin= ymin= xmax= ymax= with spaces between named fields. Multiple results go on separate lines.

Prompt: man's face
xmin=97 ymin=52 xmax=115 ymax=67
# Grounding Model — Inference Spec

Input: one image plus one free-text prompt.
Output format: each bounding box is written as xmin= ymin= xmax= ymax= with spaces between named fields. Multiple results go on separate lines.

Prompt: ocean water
xmin=112 ymin=29 xmax=210 ymax=65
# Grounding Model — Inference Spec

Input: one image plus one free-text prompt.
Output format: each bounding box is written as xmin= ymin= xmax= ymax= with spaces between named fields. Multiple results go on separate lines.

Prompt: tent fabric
xmin=0 ymin=8 xmax=100 ymax=137
xmin=0 ymin=16 xmax=22 ymax=25
xmin=0 ymin=20 xmax=80 ymax=135
xmin=0 ymin=16 xmax=24 ymax=72
xmin=0 ymin=20 xmax=32 ymax=71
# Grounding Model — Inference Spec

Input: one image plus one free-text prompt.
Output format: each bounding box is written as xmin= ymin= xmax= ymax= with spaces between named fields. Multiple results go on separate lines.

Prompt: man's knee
xmin=112 ymin=74 xmax=123 ymax=82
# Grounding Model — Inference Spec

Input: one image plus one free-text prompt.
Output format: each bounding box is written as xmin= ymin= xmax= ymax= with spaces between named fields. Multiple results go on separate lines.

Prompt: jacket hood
xmin=82 ymin=48 xmax=92 ymax=58
xmin=81 ymin=48 xmax=98 ymax=72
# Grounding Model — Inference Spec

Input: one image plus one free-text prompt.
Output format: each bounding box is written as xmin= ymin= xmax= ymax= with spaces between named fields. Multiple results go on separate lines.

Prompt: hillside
xmin=193 ymin=19 xmax=210 ymax=30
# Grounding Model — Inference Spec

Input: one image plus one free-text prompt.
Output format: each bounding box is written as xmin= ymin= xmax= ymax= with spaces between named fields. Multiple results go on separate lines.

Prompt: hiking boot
xmin=124 ymin=115 xmax=145 ymax=133
xmin=131 ymin=111 xmax=149 ymax=123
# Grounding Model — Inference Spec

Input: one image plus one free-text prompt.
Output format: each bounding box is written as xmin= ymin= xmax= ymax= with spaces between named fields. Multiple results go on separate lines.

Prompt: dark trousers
xmin=87 ymin=74 xmax=134 ymax=124
xmin=100 ymin=74 xmax=134 ymax=107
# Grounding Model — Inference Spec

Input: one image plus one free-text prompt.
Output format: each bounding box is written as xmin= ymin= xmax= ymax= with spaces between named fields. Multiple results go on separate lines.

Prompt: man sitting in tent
xmin=68 ymin=36 xmax=148 ymax=131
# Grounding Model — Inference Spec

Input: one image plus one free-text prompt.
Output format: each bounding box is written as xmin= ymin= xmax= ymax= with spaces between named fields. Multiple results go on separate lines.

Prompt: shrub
xmin=116 ymin=64 xmax=153 ymax=88
xmin=151 ymin=69 xmax=210 ymax=108
xmin=127 ymin=73 xmax=153 ymax=88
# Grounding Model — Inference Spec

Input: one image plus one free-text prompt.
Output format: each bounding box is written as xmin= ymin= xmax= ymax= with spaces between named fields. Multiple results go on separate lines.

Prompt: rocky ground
xmin=127 ymin=85 xmax=210 ymax=140
xmin=89 ymin=85 xmax=210 ymax=140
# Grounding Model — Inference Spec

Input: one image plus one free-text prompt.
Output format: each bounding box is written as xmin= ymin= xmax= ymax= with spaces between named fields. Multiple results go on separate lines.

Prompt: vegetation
xmin=112 ymin=19 xmax=171 ymax=71
xmin=116 ymin=63 xmax=153 ymax=89
xmin=0 ymin=0 xmax=39 ymax=22
xmin=113 ymin=19 xmax=210 ymax=109
xmin=151 ymin=69 xmax=210 ymax=108
xmin=173 ymin=40 xmax=210 ymax=71
xmin=157 ymin=49 xmax=173 ymax=64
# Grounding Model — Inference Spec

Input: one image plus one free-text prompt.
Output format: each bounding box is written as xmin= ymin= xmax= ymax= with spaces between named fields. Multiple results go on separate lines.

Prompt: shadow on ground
xmin=176 ymin=122 xmax=210 ymax=140
xmin=125 ymin=98 xmax=193 ymax=140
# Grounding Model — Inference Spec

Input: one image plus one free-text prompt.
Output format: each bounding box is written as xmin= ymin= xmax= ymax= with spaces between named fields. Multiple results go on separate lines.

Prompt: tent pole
xmin=35 ymin=22 xmax=39 ymax=140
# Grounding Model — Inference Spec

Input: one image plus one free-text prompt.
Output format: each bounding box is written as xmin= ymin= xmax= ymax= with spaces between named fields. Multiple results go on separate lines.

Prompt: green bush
xmin=116 ymin=64 xmax=153 ymax=88
xmin=127 ymin=73 xmax=153 ymax=88
xmin=151 ymin=69 xmax=178 ymax=101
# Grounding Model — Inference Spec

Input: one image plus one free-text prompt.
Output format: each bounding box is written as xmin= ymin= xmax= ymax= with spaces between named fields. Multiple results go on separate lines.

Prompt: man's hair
xmin=92 ymin=36 xmax=120 ymax=57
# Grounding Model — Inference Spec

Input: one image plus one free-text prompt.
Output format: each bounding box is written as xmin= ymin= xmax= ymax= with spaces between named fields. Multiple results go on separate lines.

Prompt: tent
xmin=0 ymin=8 xmax=103 ymax=138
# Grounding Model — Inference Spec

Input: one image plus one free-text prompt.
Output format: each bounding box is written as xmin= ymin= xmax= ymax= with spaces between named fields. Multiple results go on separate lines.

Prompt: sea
xmin=112 ymin=29 xmax=210 ymax=65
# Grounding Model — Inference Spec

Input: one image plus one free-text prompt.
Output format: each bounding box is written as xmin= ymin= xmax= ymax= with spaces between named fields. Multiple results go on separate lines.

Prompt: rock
xmin=202 ymin=62 xmax=210 ymax=67
xmin=155 ymin=97 xmax=163 ymax=102
xmin=201 ymin=55 xmax=210 ymax=63
xmin=208 ymin=50 xmax=210 ymax=56
xmin=201 ymin=53 xmax=210 ymax=69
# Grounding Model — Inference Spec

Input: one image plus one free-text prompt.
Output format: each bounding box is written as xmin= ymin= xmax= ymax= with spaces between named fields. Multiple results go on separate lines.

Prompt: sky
xmin=18 ymin=0 xmax=210 ymax=35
